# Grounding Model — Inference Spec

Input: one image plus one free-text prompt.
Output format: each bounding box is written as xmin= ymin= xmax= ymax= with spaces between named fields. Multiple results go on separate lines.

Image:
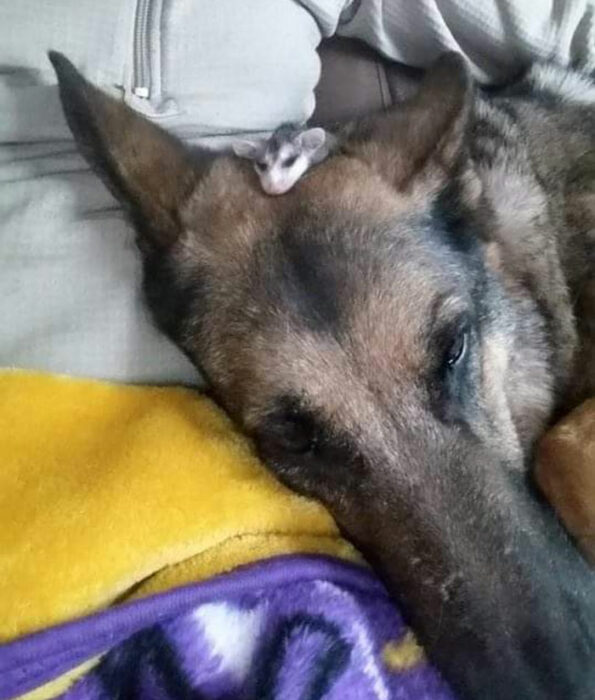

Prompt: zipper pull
xmin=133 ymin=86 xmax=150 ymax=99
xmin=125 ymin=90 xmax=180 ymax=119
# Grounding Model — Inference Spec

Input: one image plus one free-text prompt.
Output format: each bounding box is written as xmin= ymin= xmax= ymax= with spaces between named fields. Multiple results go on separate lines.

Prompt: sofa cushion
xmin=0 ymin=1 xmax=325 ymax=383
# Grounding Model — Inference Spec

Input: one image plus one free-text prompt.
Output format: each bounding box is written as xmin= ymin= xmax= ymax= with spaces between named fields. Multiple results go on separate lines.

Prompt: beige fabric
xmin=0 ymin=1 xmax=323 ymax=383
xmin=312 ymin=0 xmax=595 ymax=82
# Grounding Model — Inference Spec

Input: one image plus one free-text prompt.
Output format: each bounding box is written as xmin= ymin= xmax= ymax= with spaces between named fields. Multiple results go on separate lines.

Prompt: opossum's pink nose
xmin=263 ymin=182 xmax=292 ymax=196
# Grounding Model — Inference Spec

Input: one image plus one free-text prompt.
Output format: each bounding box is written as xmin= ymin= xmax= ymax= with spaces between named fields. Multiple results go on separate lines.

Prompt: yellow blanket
xmin=0 ymin=371 xmax=356 ymax=650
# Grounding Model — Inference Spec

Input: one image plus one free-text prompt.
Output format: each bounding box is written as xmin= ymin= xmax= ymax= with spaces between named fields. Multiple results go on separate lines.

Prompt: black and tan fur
xmin=49 ymin=51 xmax=595 ymax=699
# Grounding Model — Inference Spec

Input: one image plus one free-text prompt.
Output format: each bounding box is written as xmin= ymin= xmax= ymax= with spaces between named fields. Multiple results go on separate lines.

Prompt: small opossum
xmin=232 ymin=124 xmax=335 ymax=195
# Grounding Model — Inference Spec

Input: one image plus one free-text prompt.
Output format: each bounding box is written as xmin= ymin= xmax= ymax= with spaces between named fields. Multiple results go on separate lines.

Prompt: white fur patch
xmin=262 ymin=151 xmax=310 ymax=194
xmin=528 ymin=64 xmax=595 ymax=105
xmin=481 ymin=167 xmax=546 ymax=232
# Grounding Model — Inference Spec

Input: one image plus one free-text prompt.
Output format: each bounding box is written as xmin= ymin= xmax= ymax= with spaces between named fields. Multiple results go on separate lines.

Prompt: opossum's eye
xmin=255 ymin=161 xmax=267 ymax=172
xmin=282 ymin=155 xmax=298 ymax=168
xmin=445 ymin=329 xmax=468 ymax=369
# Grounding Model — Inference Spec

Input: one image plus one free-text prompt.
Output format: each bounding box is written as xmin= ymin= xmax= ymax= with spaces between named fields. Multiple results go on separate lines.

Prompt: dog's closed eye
xmin=256 ymin=397 xmax=321 ymax=457
xmin=255 ymin=399 xmax=365 ymax=496
xmin=263 ymin=412 xmax=318 ymax=455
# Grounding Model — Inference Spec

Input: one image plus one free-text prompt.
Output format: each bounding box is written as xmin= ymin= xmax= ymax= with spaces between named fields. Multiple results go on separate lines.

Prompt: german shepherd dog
xmin=49 ymin=51 xmax=595 ymax=698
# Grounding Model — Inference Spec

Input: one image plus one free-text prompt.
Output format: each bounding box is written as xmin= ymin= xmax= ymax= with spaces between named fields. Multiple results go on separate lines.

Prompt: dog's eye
xmin=264 ymin=413 xmax=317 ymax=455
xmin=282 ymin=155 xmax=298 ymax=168
xmin=445 ymin=330 xmax=467 ymax=369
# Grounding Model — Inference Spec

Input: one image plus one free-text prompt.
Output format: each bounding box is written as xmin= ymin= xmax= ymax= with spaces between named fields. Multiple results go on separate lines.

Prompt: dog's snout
xmin=339 ymin=438 xmax=595 ymax=700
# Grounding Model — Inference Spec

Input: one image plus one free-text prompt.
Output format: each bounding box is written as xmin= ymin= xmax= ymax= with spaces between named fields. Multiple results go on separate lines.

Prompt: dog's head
xmin=50 ymin=52 xmax=595 ymax=698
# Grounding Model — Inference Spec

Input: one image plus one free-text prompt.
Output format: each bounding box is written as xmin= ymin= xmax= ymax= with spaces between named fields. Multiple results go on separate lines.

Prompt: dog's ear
xmin=49 ymin=51 xmax=208 ymax=249
xmin=345 ymin=53 xmax=473 ymax=192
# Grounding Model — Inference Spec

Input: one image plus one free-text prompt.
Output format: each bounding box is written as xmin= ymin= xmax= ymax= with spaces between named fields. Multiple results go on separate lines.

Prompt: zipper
xmin=127 ymin=0 xmax=179 ymax=117
xmin=133 ymin=0 xmax=151 ymax=99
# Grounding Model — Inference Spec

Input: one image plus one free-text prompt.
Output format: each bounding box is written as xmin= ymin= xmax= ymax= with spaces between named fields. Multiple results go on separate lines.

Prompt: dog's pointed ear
xmin=49 ymin=51 xmax=206 ymax=248
xmin=345 ymin=53 xmax=473 ymax=191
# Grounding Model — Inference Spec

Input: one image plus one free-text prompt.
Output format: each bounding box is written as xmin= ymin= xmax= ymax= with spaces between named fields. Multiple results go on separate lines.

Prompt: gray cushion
xmin=0 ymin=1 xmax=324 ymax=384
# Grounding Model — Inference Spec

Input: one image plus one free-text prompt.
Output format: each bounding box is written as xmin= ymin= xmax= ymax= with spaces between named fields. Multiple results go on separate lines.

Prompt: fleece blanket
xmin=0 ymin=371 xmax=452 ymax=698
xmin=0 ymin=556 xmax=453 ymax=700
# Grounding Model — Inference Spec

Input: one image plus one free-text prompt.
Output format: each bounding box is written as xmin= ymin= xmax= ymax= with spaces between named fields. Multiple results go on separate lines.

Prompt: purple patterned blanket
xmin=0 ymin=556 xmax=454 ymax=700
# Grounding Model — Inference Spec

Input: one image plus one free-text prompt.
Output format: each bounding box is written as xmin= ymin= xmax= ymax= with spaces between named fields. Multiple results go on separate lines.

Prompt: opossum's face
xmin=255 ymin=127 xmax=327 ymax=195
xmin=255 ymin=142 xmax=311 ymax=195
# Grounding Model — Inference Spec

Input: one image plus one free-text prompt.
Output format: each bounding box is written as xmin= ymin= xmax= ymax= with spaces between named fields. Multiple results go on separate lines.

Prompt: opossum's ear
xmin=298 ymin=128 xmax=326 ymax=152
xmin=49 ymin=51 xmax=211 ymax=249
xmin=346 ymin=53 xmax=473 ymax=191
xmin=232 ymin=140 xmax=265 ymax=160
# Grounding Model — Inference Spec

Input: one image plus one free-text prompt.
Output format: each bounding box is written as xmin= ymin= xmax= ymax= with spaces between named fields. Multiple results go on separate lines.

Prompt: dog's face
xmin=51 ymin=52 xmax=595 ymax=698
xmin=189 ymin=161 xmax=513 ymax=500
